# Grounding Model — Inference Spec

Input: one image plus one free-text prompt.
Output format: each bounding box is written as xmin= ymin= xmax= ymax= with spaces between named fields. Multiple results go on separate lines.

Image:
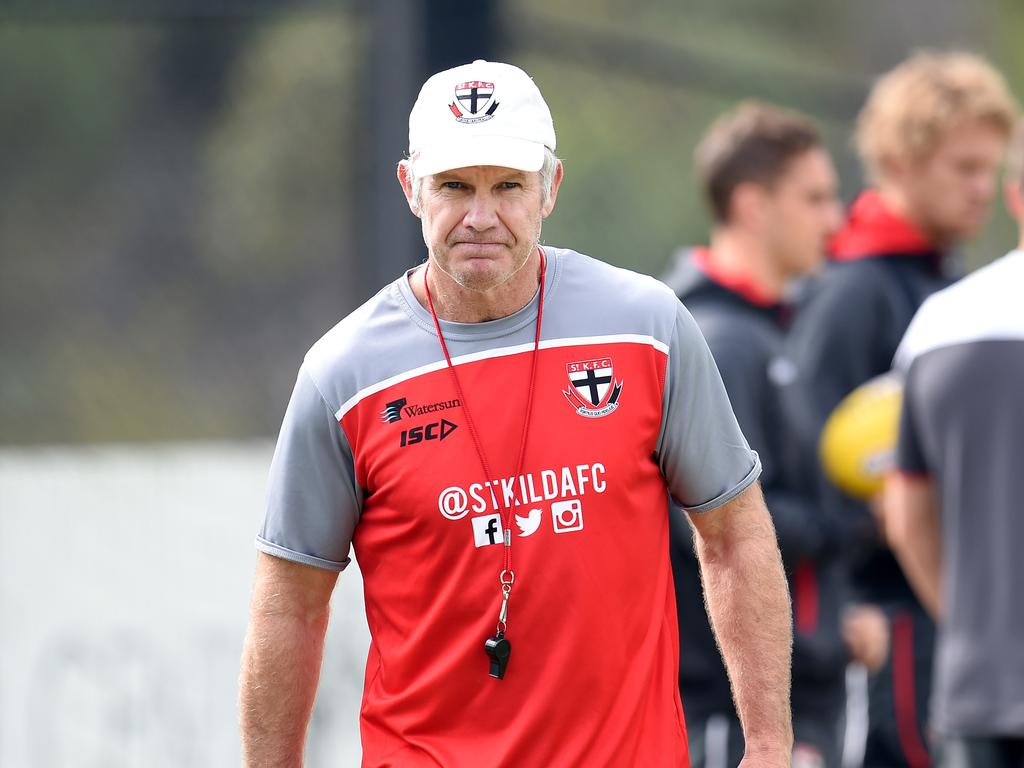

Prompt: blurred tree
xmin=199 ymin=12 xmax=365 ymax=435
xmin=0 ymin=25 xmax=151 ymax=442
xmin=202 ymin=13 xmax=358 ymax=286
xmin=0 ymin=1 xmax=1020 ymax=446
xmin=153 ymin=21 xmax=248 ymax=119
xmin=0 ymin=11 xmax=366 ymax=444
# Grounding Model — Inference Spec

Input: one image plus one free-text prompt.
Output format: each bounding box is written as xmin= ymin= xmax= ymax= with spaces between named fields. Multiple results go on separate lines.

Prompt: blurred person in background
xmin=663 ymin=101 xmax=888 ymax=768
xmin=240 ymin=60 xmax=795 ymax=767
xmin=885 ymin=121 xmax=1024 ymax=768
xmin=781 ymin=51 xmax=1018 ymax=768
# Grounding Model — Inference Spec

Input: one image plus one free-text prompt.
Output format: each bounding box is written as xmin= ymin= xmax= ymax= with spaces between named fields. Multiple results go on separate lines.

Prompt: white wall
xmin=0 ymin=442 xmax=370 ymax=767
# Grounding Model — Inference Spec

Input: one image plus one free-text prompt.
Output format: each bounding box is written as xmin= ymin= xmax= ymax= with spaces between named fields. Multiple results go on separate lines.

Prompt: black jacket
xmin=782 ymin=191 xmax=954 ymax=605
xmin=664 ymin=248 xmax=848 ymax=722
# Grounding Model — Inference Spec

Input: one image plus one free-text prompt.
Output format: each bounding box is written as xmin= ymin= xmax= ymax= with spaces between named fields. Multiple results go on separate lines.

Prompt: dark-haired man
xmin=665 ymin=101 xmax=887 ymax=768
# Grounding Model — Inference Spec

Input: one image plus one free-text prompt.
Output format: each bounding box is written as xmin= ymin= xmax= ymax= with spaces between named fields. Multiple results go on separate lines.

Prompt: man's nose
xmin=463 ymin=192 xmax=500 ymax=230
xmin=974 ymin=170 xmax=997 ymax=202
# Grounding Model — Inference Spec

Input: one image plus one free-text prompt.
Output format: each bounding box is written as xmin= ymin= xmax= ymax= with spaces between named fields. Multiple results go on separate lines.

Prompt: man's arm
xmin=884 ymin=472 xmax=942 ymax=618
xmin=687 ymin=481 xmax=793 ymax=767
xmin=239 ymin=551 xmax=339 ymax=767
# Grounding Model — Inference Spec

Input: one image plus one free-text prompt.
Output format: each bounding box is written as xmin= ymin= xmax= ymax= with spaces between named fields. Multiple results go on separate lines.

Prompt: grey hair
xmin=403 ymin=147 xmax=560 ymax=211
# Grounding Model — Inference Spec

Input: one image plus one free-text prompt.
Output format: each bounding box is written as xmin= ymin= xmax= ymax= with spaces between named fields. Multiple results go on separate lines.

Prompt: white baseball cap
xmin=408 ymin=59 xmax=556 ymax=176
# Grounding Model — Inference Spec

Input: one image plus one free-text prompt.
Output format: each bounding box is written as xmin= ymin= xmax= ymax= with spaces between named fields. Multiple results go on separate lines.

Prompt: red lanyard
xmin=423 ymin=248 xmax=546 ymax=638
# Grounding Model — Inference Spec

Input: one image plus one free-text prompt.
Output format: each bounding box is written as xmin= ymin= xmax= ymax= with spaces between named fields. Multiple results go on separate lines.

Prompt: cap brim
xmin=411 ymin=135 xmax=546 ymax=176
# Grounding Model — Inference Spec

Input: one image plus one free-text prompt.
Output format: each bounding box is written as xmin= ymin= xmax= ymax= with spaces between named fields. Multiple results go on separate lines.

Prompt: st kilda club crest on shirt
xmin=449 ymin=80 xmax=499 ymax=124
xmin=563 ymin=357 xmax=623 ymax=418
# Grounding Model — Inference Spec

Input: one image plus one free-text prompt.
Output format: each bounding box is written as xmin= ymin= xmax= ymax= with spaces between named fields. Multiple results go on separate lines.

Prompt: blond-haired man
xmin=782 ymin=51 xmax=1017 ymax=768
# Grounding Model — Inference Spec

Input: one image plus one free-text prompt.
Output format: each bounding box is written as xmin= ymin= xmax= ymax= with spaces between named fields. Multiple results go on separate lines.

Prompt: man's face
xmin=760 ymin=147 xmax=841 ymax=278
xmin=407 ymin=164 xmax=558 ymax=292
xmin=896 ymin=120 xmax=1007 ymax=243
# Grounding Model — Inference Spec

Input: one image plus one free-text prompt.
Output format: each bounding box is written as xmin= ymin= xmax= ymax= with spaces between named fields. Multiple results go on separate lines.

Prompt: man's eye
xmin=442 ymin=181 xmax=464 ymax=190
xmin=499 ymin=181 xmax=521 ymax=190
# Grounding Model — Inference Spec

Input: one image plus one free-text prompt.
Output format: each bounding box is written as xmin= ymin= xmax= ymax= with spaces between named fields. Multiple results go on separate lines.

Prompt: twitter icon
xmin=515 ymin=508 xmax=542 ymax=537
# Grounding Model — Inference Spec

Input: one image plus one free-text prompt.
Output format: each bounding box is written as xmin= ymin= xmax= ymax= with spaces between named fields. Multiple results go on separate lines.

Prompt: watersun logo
xmin=381 ymin=396 xmax=461 ymax=424
xmin=380 ymin=398 xmax=407 ymax=423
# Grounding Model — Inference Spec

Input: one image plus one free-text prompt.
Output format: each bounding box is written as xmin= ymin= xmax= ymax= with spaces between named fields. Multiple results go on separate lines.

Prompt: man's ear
xmin=877 ymin=153 xmax=910 ymax=189
xmin=397 ymin=161 xmax=421 ymax=217
xmin=540 ymin=160 xmax=564 ymax=219
xmin=729 ymin=181 xmax=768 ymax=229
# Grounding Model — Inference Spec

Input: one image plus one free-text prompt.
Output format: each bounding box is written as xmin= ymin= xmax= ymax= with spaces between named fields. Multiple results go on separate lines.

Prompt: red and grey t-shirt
xmin=258 ymin=247 xmax=760 ymax=767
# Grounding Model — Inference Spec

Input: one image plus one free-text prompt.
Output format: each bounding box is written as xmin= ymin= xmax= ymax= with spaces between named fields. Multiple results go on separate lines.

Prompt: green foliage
xmin=2 ymin=2 xmax=1022 ymax=444
xmin=523 ymin=58 xmax=722 ymax=275
xmin=201 ymin=13 xmax=360 ymax=282
xmin=0 ymin=12 xmax=366 ymax=445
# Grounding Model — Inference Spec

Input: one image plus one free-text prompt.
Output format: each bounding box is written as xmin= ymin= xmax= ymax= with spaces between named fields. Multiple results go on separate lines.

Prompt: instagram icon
xmin=551 ymin=499 xmax=584 ymax=533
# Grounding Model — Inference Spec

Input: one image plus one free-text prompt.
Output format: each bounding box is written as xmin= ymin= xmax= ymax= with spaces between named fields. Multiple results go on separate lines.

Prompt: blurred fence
xmin=0 ymin=442 xmax=371 ymax=766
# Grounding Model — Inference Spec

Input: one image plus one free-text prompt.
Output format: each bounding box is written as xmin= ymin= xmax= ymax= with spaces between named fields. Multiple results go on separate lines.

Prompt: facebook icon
xmin=471 ymin=513 xmax=504 ymax=548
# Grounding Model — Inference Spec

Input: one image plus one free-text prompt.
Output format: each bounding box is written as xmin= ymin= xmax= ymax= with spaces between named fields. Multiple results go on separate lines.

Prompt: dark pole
xmin=423 ymin=0 xmax=498 ymax=74
xmin=360 ymin=0 xmax=423 ymax=297
xmin=360 ymin=0 xmax=496 ymax=298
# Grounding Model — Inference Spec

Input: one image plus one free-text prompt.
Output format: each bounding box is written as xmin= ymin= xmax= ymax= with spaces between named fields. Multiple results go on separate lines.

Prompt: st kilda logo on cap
xmin=449 ymin=80 xmax=499 ymax=124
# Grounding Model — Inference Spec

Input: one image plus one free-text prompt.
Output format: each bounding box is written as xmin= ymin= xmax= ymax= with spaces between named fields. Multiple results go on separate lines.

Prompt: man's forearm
xmin=239 ymin=554 xmax=337 ymax=767
xmin=240 ymin=609 xmax=329 ymax=766
xmin=895 ymin=532 xmax=942 ymax=619
xmin=885 ymin=474 xmax=943 ymax=618
xmin=691 ymin=484 xmax=793 ymax=763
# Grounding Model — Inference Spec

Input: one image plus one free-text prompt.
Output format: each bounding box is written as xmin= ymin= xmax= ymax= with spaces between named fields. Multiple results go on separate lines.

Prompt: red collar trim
xmin=829 ymin=190 xmax=937 ymax=261
xmin=692 ymin=246 xmax=780 ymax=308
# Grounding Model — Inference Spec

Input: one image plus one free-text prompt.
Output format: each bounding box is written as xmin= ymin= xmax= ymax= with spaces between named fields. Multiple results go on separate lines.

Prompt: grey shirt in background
xmin=895 ymin=250 xmax=1024 ymax=737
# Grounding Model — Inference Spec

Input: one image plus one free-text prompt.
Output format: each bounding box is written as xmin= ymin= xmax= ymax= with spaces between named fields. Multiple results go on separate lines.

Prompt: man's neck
xmin=708 ymin=229 xmax=786 ymax=302
xmin=410 ymin=249 xmax=544 ymax=323
xmin=876 ymin=185 xmax=950 ymax=248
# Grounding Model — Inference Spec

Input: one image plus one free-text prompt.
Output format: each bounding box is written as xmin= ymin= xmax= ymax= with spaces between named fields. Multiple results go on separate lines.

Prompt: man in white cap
xmin=240 ymin=60 xmax=793 ymax=767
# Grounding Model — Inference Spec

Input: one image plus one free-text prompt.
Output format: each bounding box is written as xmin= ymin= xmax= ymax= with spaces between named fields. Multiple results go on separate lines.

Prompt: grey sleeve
xmin=657 ymin=303 xmax=761 ymax=512
xmin=256 ymin=365 xmax=362 ymax=571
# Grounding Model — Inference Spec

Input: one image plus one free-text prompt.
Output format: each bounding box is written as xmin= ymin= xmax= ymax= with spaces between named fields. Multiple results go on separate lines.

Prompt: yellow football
xmin=818 ymin=373 xmax=903 ymax=500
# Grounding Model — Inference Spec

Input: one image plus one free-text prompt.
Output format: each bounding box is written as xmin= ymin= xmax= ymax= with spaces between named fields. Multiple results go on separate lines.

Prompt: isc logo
xmin=399 ymin=419 xmax=458 ymax=447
